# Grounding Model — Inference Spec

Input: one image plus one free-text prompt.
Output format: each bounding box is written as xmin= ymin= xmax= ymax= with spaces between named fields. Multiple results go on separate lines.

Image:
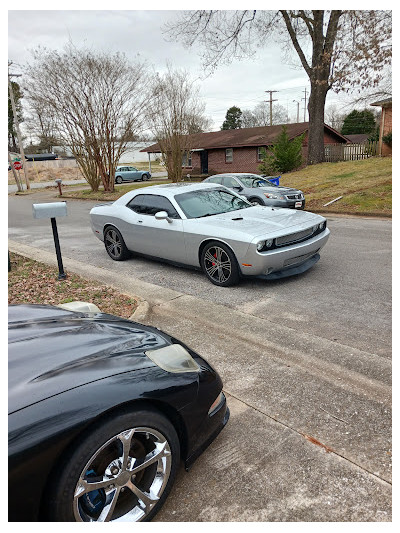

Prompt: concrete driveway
xmin=8 ymin=190 xmax=392 ymax=521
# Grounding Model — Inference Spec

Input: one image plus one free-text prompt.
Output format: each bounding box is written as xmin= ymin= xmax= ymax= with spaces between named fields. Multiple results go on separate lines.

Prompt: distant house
xmin=371 ymin=98 xmax=392 ymax=157
xmin=345 ymin=134 xmax=370 ymax=144
xmin=141 ymin=122 xmax=349 ymax=175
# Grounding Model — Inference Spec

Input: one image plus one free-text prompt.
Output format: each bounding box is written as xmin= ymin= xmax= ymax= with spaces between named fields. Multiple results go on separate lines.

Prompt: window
xmin=225 ymin=148 xmax=233 ymax=163
xmin=257 ymin=147 xmax=265 ymax=161
xmin=223 ymin=177 xmax=240 ymax=188
xmin=206 ymin=176 xmax=223 ymax=184
xmin=175 ymin=188 xmax=250 ymax=219
xmin=182 ymin=151 xmax=192 ymax=167
xmin=127 ymin=194 xmax=180 ymax=219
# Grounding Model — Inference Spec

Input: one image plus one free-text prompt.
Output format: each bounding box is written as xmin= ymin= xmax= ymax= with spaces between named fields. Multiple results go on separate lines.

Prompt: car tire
xmin=45 ymin=408 xmax=180 ymax=522
xmin=116 ymin=176 xmax=123 ymax=184
xmin=142 ymin=174 xmax=150 ymax=181
xmin=249 ymin=197 xmax=264 ymax=206
xmin=200 ymin=241 xmax=240 ymax=287
xmin=104 ymin=226 xmax=129 ymax=261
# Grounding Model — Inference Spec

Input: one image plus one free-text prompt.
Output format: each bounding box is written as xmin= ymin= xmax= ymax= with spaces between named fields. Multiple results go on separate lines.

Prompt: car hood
xmin=8 ymin=305 xmax=171 ymax=413
xmin=255 ymin=185 xmax=302 ymax=194
xmin=191 ymin=206 xmax=323 ymax=239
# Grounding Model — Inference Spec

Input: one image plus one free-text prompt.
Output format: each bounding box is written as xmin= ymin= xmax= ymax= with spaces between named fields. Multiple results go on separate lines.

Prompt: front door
xmin=200 ymin=150 xmax=208 ymax=174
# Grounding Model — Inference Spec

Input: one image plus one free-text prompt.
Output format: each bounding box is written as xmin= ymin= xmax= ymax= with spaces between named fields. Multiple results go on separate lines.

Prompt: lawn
xmin=8 ymin=252 xmax=137 ymax=318
xmin=280 ymin=157 xmax=392 ymax=216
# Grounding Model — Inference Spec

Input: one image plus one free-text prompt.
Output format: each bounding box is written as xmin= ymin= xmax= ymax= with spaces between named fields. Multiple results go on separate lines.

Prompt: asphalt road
xmin=8 ymin=190 xmax=391 ymax=360
xmin=8 ymin=190 xmax=392 ymax=521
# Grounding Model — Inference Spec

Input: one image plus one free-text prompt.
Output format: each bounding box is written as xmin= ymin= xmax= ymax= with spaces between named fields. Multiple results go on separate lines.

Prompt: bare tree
xmin=324 ymin=104 xmax=346 ymax=132
xmin=24 ymin=43 xmax=151 ymax=191
xmin=241 ymin=101 xmax=288 ymax=127
xmin=165 ymin=10 xmax=391 ymax=165
xmin=147 ymin=65 xmax=207 ymax=180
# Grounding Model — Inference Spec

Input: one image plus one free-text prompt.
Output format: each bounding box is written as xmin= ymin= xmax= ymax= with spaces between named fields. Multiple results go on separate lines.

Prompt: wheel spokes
xmin=125 ymin=480 xmax=159 ymax=513
xmin=96 ymin=486 xmax=121 ymax=522
xmin=129 ymin=441 xmax=170 ymax=475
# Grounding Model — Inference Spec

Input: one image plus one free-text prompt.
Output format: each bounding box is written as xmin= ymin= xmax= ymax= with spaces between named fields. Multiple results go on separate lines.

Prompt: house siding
xmin=381 ymin=106 xmax=392 ymax=157
xmin=188 ymin=129 xmax=343 ymax=175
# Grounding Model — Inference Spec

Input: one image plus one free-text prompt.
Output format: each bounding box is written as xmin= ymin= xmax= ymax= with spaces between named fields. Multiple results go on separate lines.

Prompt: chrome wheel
xmin=201 ymin=242 xmax=240 ymax=286
xmin=116 ymin=176 xmax=123 ymax=184
xmin=73 ymin=427 xmax=172 ymax=522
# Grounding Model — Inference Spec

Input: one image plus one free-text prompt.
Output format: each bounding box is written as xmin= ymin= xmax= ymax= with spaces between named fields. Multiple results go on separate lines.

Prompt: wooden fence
xmin=324 ymin=141 xmax=378 ymax=162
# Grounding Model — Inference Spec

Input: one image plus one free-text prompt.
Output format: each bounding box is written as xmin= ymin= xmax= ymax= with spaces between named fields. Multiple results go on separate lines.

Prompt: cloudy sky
xmin=8 ymin=6 xmax=378 ymax=131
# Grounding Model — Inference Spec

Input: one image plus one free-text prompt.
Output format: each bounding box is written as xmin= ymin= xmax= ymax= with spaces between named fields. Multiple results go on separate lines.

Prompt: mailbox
xmin=32 ymin=202 xmax=67 ymax=219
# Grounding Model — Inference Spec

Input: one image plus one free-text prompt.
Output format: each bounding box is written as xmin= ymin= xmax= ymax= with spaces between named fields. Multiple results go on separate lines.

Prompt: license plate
xmin=295 ymin=201 xmax=302 ymax=208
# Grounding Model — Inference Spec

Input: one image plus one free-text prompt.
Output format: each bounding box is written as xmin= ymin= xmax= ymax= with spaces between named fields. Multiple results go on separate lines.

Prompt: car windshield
xmin=238 ymin=175 xmax=277 ymax=188
xmin=175 ymin=188 xmax=251 ymax=219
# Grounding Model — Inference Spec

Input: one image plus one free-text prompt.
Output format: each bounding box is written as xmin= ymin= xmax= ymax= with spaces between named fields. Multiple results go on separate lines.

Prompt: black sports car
xmin=8 ymin=304 xmax=229 ymax=522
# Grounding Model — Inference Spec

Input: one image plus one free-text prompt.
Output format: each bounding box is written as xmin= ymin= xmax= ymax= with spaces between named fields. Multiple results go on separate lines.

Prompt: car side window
xmin=223 ymin=177 xmax=240 ymax=188
xmin=127 ymin=195 xmax=181 ymax=219
xmin=207 ymin=177 xmax=223 ymax=184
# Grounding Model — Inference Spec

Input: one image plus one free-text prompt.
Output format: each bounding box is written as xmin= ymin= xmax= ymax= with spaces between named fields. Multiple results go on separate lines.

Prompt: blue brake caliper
xmin=80 ymin=469 xmax=106 ymax=516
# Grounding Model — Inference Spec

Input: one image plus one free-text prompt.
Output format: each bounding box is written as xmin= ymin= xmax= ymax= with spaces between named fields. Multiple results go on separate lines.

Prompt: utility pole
xmin=264 ymin=90 xmax=278 ymax=126
xmin=301 ymin=87 xmax=308 ymax=122
xmin=8 ymin=61 xmax=30 ymax=190
xmin=293 ymin=100 xmax=300 ymax=123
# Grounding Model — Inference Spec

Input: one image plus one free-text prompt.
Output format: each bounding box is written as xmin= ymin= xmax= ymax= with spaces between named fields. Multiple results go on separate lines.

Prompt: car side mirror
xmin=155 ymin=210 xmax=172 ymax=223
xmin=233 ymin=186 xmax=243 ymax=192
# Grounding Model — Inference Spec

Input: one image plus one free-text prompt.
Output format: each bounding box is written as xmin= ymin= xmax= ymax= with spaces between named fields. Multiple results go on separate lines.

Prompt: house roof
xmin=344 ymin=133 xmax=370 ymax=144
xmin=370 ymin=97 xmax=392 ymax=108
xmin=141 ymin=122 xmax=348 ymax=153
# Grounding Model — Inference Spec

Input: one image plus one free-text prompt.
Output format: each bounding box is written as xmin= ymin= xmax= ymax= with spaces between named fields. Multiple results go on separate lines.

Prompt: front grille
xmin=276 ymin=227 xmax=314 ymax=246
xmin=283 ymin=250 xmax=319 ymax=267
xmin=286 ymin=194 xmax=303 ymax=200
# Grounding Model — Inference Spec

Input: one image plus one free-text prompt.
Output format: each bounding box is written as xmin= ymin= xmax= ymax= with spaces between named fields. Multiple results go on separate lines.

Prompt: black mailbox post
xmin=32 ymin=202 xmax=68 ymax=280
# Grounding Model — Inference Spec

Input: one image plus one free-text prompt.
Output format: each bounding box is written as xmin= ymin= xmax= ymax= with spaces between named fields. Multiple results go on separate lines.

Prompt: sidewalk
xmin=8 ymin=239 xmax=392 ymax=521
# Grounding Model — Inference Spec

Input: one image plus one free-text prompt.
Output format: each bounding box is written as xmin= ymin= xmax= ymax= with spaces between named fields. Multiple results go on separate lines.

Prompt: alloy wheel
xmin=73 ymin=427 xmax=172 ymax=522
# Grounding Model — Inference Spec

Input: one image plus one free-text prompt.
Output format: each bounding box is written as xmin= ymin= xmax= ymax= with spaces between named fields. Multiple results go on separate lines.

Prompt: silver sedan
xmin=90 ymin=183 xmax=330 ymax=287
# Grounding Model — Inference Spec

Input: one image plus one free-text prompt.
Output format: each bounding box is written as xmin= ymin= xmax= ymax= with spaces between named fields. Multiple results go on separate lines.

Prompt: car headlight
xmin=145 ymin=344 xmax=200 ymax=373
xmin=313 ymin=225 xmax=319 ymax=233
xmin=257 ymin=238 xmax=274 ymax=251
xmin=264 ymin=193 xmax=285 ymax=200
xmin=319 ymin=221 xmax=326 ymax=230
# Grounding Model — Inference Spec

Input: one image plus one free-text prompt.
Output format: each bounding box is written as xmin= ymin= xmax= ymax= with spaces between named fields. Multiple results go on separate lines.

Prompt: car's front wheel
xmin=249 ymin=197 xmax=264 ymax=206
xmin=200 ymin=241 xmax=240 ymax=287
xmin=104 ymin=227 xmax=129 ymax=261
xmin=141 ymin=174 xmax=150 ymax=181
xmin=46 ymin=409 xmax=180 ymax=522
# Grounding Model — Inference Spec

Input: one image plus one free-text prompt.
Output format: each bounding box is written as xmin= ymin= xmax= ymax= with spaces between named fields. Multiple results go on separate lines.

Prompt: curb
xmin=129 ymin=300 xmax=151 ymax=323
xmin=8 ymin=239 xmax=182 ymax=324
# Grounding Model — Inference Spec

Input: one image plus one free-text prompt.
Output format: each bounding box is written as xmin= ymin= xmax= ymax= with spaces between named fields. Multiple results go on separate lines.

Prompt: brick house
xmin=371 ymin=98 xmax=392 ymax=157
xmin=141 ymin=122 xmax=349 ymax=175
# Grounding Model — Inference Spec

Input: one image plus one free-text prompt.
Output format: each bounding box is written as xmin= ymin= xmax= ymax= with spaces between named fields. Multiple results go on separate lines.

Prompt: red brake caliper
xmin=212 ymin=251 xmax=217 ymax=266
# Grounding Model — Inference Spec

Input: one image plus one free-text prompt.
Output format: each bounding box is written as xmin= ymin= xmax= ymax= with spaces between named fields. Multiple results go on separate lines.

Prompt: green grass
xmin=280 ymin=157 xmax=392 ymax=216
xmin=61 ymin=180 xmax=169 ymax=201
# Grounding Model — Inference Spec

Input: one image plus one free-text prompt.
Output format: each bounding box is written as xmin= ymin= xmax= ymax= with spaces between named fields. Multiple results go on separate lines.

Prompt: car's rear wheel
xmin=104 ymin=227 xmax=129 ymax=261
xmin=249 ymin=197 xmax=263 ymax=205
xmin=116 ymin=176 xmax=123 ymax=184
xmin=200 ymin=241 xmax=240 ymax=287
xmin=46 ymin=409 xmax=180 ymax=522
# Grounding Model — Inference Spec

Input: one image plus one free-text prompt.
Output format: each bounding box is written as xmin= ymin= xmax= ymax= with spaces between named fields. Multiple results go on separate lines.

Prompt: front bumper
xmin=184 ymin=393 xmax=230 ymax=470
xmin=239 ymin=228 xmax=330 ymax=277
xmin=264 ymin=198 xmax=305 ymax=209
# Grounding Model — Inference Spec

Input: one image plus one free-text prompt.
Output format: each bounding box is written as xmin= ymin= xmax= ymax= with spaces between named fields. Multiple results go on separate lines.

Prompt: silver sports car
xmin=90 ymin=183 xmax=330 ymax=287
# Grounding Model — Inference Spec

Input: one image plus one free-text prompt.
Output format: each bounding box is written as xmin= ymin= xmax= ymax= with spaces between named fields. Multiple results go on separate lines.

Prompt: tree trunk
xmin=307 ymin=82 xmax=328 ymax=165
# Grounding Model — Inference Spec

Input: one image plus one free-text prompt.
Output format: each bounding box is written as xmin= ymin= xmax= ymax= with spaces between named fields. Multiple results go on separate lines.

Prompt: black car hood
xmin=8 ymin=305 xmax=170 ymax=414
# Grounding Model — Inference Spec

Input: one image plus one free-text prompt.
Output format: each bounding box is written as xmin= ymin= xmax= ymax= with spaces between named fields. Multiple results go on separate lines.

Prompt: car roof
xmin=116 ymin=182 xmax=221 ymax=203
xmin=208 ymin=173 xmax=260 ymax=178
